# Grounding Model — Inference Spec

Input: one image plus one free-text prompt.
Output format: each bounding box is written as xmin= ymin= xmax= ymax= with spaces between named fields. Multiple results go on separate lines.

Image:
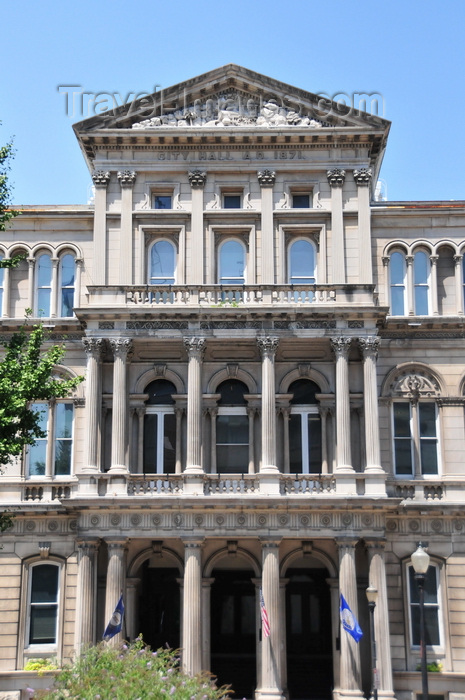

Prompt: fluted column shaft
xmin=366 ymin=540 xmax=395 ymax=699
xmin=184 ymin=338 xmax=205 ymax=472
xmin=257 ymin=337 xmax=279 ymax=472
xmin=75 ymin=539 xmax=99 ymax=650
xmin=358 ymin=337 xmax=383 ymax=472
xmin=182 ymin=539 xmax=203 ymax=675
xmin=330 ymin=338 xmax=353 ymax=472
xmin=109 ymin=338 xmax=132 ymax=472
xmin=82 ymin=338 xmax=104 ymax=472
xmin=319 ymin=406 xmax=329 ymax=474
xmin=337 ymin=539 xmax=362 ymax=695
xmin=104 ymin=539 xmax=127 ymax=645
xmin=258 ymin=538 xmax=284 ymax=700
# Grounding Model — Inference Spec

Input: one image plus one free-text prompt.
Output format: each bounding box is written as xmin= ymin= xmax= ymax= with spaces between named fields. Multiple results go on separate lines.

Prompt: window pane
xmin=31 ymin=565 xmax=59 ymax=602
xmin=289 ymin=414 xmax=302 ymax=472
xmin=37 ymin=288 xmax=51 ymax=317
xmin=390 ymin=252 xmax=405 ymax=285
xmin=223 ymin=194 xmax=241 ymax=209
xmin=391 ymin=286 xmax=405 ymax=316
xmin=415 ymin=286 xmax=429 ymax=315
xmin=419 ymin=404 xmax=436 ymax=437
xmin=217 ymin=379 xmax=248 ymax=406
xmin=29 ymin=405 xmax=48 ymax=476
xmin=217 ymin=415 xmax=248 ymax=443
xmin=29 ymin=606 xmax=58 ymax=644
xmin=414 ymin=252 xmax=428 ymax=284
xmin=163 ymin=413 xmax=176 ymax=474
xmin=308 ymin=414 xmax=322 ymax=472
xmin=145 ymin=380 xmax=176 ymax=405
xmin=144 ymin=414 xmax=158 ymax=472
xmin=60 ymin=254 xmax=75 ymax=287
xmin=54 ymin=404 xmax=73 ymax=476
xmin=393 ymin=403 xmax=411 ymax=436
xmin=289 ymin=240 xmax=315 ymax=283
xmin=61 ymin=288 xmax=74 ymax=317
xmin=217 ymin=445 xmax=248 ymax=473
xmin=419 ymin=403 xmax=438 ymax=475
xmin=292 ymin=194 xmax=310 ymax=208
xmin=410 ymin=606 xmax=440 ymax=646
xmin=150 ymin=241 xmax=175 ymax=284
xmin=37 ymin=254 xmax=52 ymax=287
xmin=394 ymin=440 xmax=413 ymax=475
xmin=154 ymin=195 xmax=172 ymax=209
xmin=219 ymin=240 xmax=245 ymax=283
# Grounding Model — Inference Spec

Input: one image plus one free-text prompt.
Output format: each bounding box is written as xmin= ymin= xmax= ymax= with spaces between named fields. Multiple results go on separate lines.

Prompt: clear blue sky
xmin=1 ymin=0 xmax=464 ymax=205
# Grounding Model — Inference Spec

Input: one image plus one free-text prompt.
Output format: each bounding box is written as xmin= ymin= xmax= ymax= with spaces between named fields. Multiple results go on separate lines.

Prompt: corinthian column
xmin=182 ymin=538 xmax=204 ymax=675
xmin=257 ymin=337 xmax=279 ymax=473
xmin=327 ymin=169 xmax=346 ymax=284
xmin=337 ymin=538 xmax=363 ymax=699
xmin=117 ymin=170 xmax=136 ymax=285
xmin=82 ymin=338 xmax=104 ymax=472
xmin=184 ymin=337 xmax=206 ymax=473
xmin=330 ymin=338 xmax=353 ymax=473
xmin=188 ymin=170 xmax=206 ymax=285
xmin=109 ymin=338 xmax=133 ymax=473
xmin=358 ymin=337 xmax=383 ymax=474
xmin=104 ymin=539 xmax=127 ymax=646
xmin=75 ymin=539 xmax=99 ymax=650
xmin=366 ymin=540 xmax=396 ymax=700
xmin=257 ymin=170 xmax=276 ymax=285
xmin=257 ymin=538 xmax=284 ymax=700
xmin=92 ymin=170 xmax=110 ymax=285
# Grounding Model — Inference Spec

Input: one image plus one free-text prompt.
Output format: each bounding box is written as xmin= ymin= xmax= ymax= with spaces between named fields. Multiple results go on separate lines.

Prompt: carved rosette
xmin=117 ymin=170 xmax=137 ymax=187
xmin=82 ymin=337 xmax=105 ymax=358
xmin=327 ymin=168 xmax=346 ymax=188
xmin=109 ymin=337 xmax=133 ymax=359
xmin=92 ymin=170 xmax=111 ymax=187
xmin=188 ymin=170 xmax=207 ymax=189
xmin=358 ymin=336 xmax=381 ymax=359
xmin=330 ymin=336 xmax=352 ymax=358
xmin=353 ymin=168 xmax=373 ymax=187
xmin=257 ymin=336 xmax=279 ymax=358
xmin=257 ymin=169 xmax=276 ymax=187
xmin=184 ymin=336 xmax=206 ymax=359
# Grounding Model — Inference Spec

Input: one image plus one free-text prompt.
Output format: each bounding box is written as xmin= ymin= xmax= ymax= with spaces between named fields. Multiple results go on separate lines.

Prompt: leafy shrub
xmin=24 ymin=658 xmax=57 ymax=674
xmin=30 ymin=639 xmax=231 ymax=699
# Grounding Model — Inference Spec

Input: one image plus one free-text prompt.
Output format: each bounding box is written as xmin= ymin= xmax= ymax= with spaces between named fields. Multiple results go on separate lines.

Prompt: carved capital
xmin=327 ymin=168 xmax=346 ymax=187
xmin=109 ymin=337 xmax=133 ymax=359
xmin=454 ymin=254 xmax=463 ymax=265
xmin=82 ymin=337 xmax=105 ymax=359
xmin=117 ymin=170 xmax=137 ymax=187
xmin=257 ymin=169 xmax=276 ymax=187
xmin=184 ymin=336 xmax=206 ymax=359
xmin=330 ymin=336 xmax=352 ymax=358
xmin=405 ymin=255 xmax=414 ymax=266
xmin=92 ymin=170 xmax=111 ymax=187
xmin=429 ymin=255 xmax=439 ymax=265
xmin=358 ymin=336 xmax=381 ymax=359
xmin=188 ymin=170 xmax=207 ymax=188
xmin=257 ymin=336 xmax=279 ymax=358
xmin=353 ymin=168 xmax=373 ymax=187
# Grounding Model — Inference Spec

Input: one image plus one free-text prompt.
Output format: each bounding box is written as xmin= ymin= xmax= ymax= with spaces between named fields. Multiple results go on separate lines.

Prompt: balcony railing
xmin=387 ymin=479 xmax=447 ymax=501
xmin=86 ymin=283 xmax=377 ymax=309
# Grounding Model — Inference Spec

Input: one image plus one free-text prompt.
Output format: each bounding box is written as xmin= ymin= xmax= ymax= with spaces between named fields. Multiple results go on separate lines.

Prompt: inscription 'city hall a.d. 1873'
xmin=153 ymin=150 xmax=307 ymax=161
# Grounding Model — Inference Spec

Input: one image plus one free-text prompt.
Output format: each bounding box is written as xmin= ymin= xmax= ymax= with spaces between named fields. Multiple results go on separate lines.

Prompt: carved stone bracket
xmin=188 ymin=170 xmax=207 ymax=188
xmin=39 ymin=542 xmax=51 ymax=559
xmin=257 ymin=169 xmax=276 ymax=187
xmin=353 ymin=168 xmax=372 ymax=186
xmin=257 ymin=336 xmax=279 ymax=358
xmin=327 ymin=168 xmax=346 ymax=187
xmin=117 ymin=170 xmax=137 ymax=187
xmin=92 ymin=170 xmax=111 ymax=187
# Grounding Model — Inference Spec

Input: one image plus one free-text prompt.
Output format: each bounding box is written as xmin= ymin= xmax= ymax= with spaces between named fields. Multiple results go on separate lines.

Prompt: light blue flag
xmin=103 ymin=594 xmax=124 ymax=641
xmin=340 ymin=593 xmax=363 ymax=643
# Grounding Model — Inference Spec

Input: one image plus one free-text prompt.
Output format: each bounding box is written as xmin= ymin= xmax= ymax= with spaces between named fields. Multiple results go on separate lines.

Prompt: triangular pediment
xmin=73 ymin=64 xmax=390 ymax=134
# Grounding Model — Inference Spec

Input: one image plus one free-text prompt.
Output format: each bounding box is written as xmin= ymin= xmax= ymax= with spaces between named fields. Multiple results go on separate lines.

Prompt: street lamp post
xmin=366 ymin=585 xmax=378 ymax=700
xmin=411 ymin=542 xmax=431 ymax=700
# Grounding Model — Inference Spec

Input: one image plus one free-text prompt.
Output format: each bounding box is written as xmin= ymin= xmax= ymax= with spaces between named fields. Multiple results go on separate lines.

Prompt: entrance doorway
xmin=138 ymin=563 xmax=180 ymax=651
xmin=286 ymin=568 xmax=333 ymax=699
xmin=211 ymin=570 xmax=256 ymax=699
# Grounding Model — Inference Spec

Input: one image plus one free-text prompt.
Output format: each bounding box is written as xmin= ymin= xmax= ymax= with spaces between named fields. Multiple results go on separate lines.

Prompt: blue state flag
xmin=103 ymin=594 xmax=124 ymax=641
xmin=340 ymin=593 xmax=363 ymax=643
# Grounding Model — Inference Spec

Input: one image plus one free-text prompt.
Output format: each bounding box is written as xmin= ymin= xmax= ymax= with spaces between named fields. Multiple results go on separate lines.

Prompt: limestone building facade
xmin=0 ymin=65 xmax=465 ymax=700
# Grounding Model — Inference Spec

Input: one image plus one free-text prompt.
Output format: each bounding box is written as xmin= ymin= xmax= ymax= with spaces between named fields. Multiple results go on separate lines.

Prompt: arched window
xmin=143 ymin=380 xmax=176 ymax=474
xmin=35 ymin=253 xmax=52 ymax=317
xmin=288 ymin=239 xmax=316 ymax=285
xmin=218 ymin=240 xmax=246 ymax=285
xmin=59 ymin=254 xmax=75 ymax=317
xmin=216 ymin=379 xmax=248 ymax=474
xmin=149 ymin=240 xmax=176 ymax=285
xmin=27 ymin=562 xmax=60 ymax=647
xmin=389 ymin=251 xmax=406 ymax=316
xmin=413 ymin=250 xmax=430 ymax=315
xmin=28 ymin=402 xmax=74 ymax=477
xmin=289 ymin=379 xmax=321 ymax=474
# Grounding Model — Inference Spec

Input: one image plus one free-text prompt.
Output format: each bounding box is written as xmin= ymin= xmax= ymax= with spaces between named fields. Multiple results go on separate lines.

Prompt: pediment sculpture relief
xmin=132 ymin=94 xmax=326 ymax=129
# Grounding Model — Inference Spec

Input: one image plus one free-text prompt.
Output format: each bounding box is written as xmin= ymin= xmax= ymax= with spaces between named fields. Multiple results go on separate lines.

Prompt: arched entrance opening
xmin=210 ymin=567 xmax=256 ymax=699
xmin=137 ymin=556 xmax=181 ymax=651
xmin=285 ymin=558 xmax=333 ymax=699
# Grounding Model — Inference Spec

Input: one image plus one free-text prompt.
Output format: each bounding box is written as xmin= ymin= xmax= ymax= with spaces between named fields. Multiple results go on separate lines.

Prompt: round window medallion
xmin=237 ymin=515 xmax=246 ymax=526
xmin=131 ymin=514 xmax=141 ymax=526
xmin=279 ymin=515 xmax=288 ymax=525
xmin=48 ymin=520 xmax=58 ymax=531
xmin=110 ymin=514 xmax=121 ymax=526
xmin=152 ymin=515 xmax=161 ymax=525
xmin=90 ymin=515 xmax=100 ymax=526
xmin=362 ymin=514 xmax=373 ymax=527
xmin=300 ymin=515 xmax=310 ymax=526
xmin=342 ymin=514 xmax=353 ymax=526
xmin=69 ymin=519 xmax=77 ymax=530
xmin=454 ymin=519 xmax=463 ymax=531
xmin=386 ymin=520 xmax=397 ymax=531
xmin=320 ymin=514 xmax=331 ymax=527
xmin=194 ymin=515 xmax=203 ymax=525
xmin=409 ymin=519 xmax=420 ymax=532
xmin=258 ymin=515 xmax=267 ymax=526
xmin=216 ymin=515 xmax=225 ymax=525
xmin=431 ymin=519 xmax=443 ymax=532
xmin=25 ymin=520 xmax=36 ymax=531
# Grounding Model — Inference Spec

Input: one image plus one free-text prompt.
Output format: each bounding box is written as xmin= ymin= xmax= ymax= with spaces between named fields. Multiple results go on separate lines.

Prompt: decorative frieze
xmin=257 ymin=169 xmax=276 ymax=187
xmin=327 ymin=168 xmax=346 ymax=187
xmin=353 ymin=167 xmax=372 ymax=186
xmin=188 ymin=170 xmax=207 ymax=188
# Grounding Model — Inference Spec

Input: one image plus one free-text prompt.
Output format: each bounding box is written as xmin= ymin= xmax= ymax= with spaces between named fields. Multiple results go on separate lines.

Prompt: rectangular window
xmin=408 ymin=564 xmax=441 ymax=647
xmin=28 ymin=403 xmax=74 ymax=477
xmin=393 ymin=402 xmax=439 ymax=476
xmin=393 ymin=403 xmax=413 ymax=475
xmin=223 ymin=193 xmax=242 ymax=209
xmin=216 ymin=414 xmax=248 ymax=473
xmin=292 ymin=193 xmax=311 ymax=208
xmin=143 ymin=410 xmax=176 ymax=474
xmin=29 ymin=564 xmax=59 ymax=645
xmin=153 ymin=194 xmax=172 ymax=209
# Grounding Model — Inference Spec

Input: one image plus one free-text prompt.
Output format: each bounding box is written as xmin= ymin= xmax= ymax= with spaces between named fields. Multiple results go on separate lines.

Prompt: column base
xmin=184 ymin=464 xmax=204 ymax=474
xmin=106 ymin=475 xmax=127 ymax=495
xmin=183 ymin=474 xmax=205 ymax=495
xmin=108 ymin=464 xmax=128 ymax=474
xmin=259 ymin=472 xmax=281 ymax=495
xmin=332 ymin=689 xmax=365 ymax=700
xmin=255 ymin=688 xmax=285 ymax=700
xmin=364 ymin=469 xmax=387 ymax=496
xmin=77 ymin=476 xmax=99 ymax=495
xmin=335 ymin=473 xmax=357 ymax=495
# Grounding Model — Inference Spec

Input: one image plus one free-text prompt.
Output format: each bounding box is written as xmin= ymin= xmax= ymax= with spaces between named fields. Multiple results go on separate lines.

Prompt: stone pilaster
xmin=50 ymin=258 xmax=59 ymax=317
xmin=257 ymin=170 xmax=276 ymax=285
xmin=1 ymin=264 xmax=10 ymax=317
xmin=358 ymin=337 xmax=386 ymax=495
xmin=365 ymin=540 xmax=396 ymax=700
xmin=109 ymin=338 xmax=133 ymax=473
xmin=184 ymin=337 xmax=206 ymax=473
xmin=327 ymin=168 xmax=346 ymax=284
xmin=82 ymin=338 xmax=105 ymax=473
xmin=353 ymin=168 xmax=373 ymax=284
xmin=454 ymin=254 xmax=464 ymax=314
xmin=330 ymin=338 xmax=354 ymax=478
xmin=92 ymin=170 xmax=110 ymax=285
xmin=337 ymin=538 xmax=363 ymax=699
xmin=104 ymin=539 xmax=127 ymax=646
xmin=257 ymin=337 xmax=279 ymax=474
xmin=75 ymin=539 xmax=99 ymax=650
xmin=182 ymin=538 xmax=204 ymax=675
xmin=430 ymin=254 xmax=439 ymax=315
xmin=27 ymin=257 xmax=34 ymax=310
xmin=188 ymin=170 xmax=206 ymax=284
xmin=406 ymin=255 xmax=414 ymax=315
xmin=257 ymin=538 xmax=285 ymax=700
xmin=117 ymin=170 xmax=136 ymax=285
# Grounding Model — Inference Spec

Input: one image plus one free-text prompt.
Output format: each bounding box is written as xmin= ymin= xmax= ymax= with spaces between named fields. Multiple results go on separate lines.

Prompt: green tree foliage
xmin=31 ymin=639 xmax=231 ymax=699
xmin=0 ymin=128 xmax=20 ymax=231
xmin=0 ymin=319 xmax=83 ymax=469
